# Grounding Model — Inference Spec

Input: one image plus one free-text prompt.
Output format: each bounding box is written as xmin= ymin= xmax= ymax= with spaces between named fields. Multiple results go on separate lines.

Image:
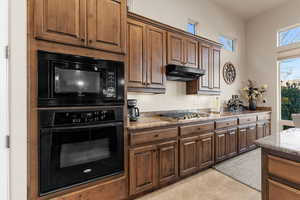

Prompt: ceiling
xmin=212 ymin=0 xmax=291 ymax=20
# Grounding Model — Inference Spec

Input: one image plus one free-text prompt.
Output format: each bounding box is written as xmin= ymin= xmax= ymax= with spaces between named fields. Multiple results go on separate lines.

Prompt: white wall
xmin=128 ymin=0 xmax=247 ymax=112
xmin=9 ymin=0 xmax=27 ymax=199
xmin=246 ymin=0 xmax=300 ymax=132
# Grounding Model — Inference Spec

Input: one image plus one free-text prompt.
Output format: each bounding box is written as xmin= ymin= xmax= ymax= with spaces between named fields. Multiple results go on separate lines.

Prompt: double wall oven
xmin=37 ymin=51 xmax=125 ymax=195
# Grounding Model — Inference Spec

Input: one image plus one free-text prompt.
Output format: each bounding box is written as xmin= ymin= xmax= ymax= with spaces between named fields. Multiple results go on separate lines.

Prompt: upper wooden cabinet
xmin=35 ymin=0 xmax=86 ymax=46
xmin=187 ymin=43 xmax=221 ymax=95
xmin=167 ymin=32 xmax=198 ymax=68
xmin=87 ymin=0 xmax=126 ymax=53
xmin=127 ymin=17 xmax=166 ymax=93
xmin=34 ymin=0 xmax=126 ymax=53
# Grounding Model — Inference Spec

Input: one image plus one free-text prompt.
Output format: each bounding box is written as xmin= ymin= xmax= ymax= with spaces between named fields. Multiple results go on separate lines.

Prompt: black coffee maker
xmin=128 ymin=99 xmax=140 ymax=122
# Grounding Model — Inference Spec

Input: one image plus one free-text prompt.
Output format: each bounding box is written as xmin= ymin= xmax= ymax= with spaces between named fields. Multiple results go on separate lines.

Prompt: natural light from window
xmin=219 ymin=36 xmax=234 ymax=52
xmin=278 ymin=25 xmax=300 ymax=47
xmin=280 ymin=57 xmax=300 ymax=127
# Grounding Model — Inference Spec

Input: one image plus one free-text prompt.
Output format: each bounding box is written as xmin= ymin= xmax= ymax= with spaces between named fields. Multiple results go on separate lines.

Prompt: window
xmin=127 ymin=0 xmax=134 ymax=11
xmin=187 ymin=19 xmax=198 ymax=35
xmin=278 ymin=25 xmax=300 ymax=47
xmin=219 ymin=35 xmax=235 ymax=52
xmin=279 ymin=57 xmax=300 ymax=123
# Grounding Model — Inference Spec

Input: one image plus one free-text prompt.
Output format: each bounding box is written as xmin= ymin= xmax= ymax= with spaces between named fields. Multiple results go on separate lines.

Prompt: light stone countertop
xmin=128 ymin=110 xmax=271 ymax=130
xmin=255 ymin=128 xmax=300 ymax=157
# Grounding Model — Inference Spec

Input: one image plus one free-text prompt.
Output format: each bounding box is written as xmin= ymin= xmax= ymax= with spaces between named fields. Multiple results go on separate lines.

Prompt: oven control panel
xmin=54 ymin=110 xmax=116 ymax=125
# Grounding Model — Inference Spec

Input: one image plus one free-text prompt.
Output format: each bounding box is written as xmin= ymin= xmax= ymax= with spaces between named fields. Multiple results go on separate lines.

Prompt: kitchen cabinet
xmin=265 ymin=122 xmax=271 ymax=137
xmin=87 ymin=0 xmax=126 ymax=53
xmin=34 ymin=0 xmax=126 ymax=53
xmin=167 ymin=32 xmax=198 ymax=68
xmin=186 ymin=43 xmax=221 ymax=95
xmin=247 ymin=125 xmax=257 ymax=150
xmin=129 ymin=138 xmax=178 ymax=195
xmin=215 ymin=129 xmax=227 ymax=162
xmin=127 ymin=17 xmax=166 ymax=93
xmin=179 ymin=132 xmax=215 ymax=176
xmin=127 ymin=19 xmax=146 ymax=89
xmin=35 ymin=0 xmax=86 ymax=46
xmin=180 ymin=136 xmax=198 ymax=176
xmin=238 ymin=127 xmax=248 ymax=153
xmin=215 ymin=128 xmax=238 ymax=162
xmin=257 ymin=123 xmax=264 ymax=139
xmin=198 ymin=132 xmax=215 ymax=169
xmin=158 ymin=141 xmax=179 ymax=185
xmin=226 ymin=128 xmax=238 ymax=158
xmin=238 ymin=124 xmax=257 ymax=153
xmin=129 ymin=145 xmax=158 ymax=195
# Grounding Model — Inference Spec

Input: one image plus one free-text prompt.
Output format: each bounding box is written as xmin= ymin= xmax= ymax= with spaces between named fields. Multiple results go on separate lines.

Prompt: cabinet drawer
xmin=215 ymin=118 xmax=237 ymax=129
xmin=130 ymin=128 xmax=178 ymax=146
xmin=239 ymin=116 xmax=257 ymax=125
xmin=268 ymin=155 xmax=300 ymax=185
xmin=268 ymin=179 xmax=300 ymax=200
xmin=258 ymin=113 xmax=271 ymax=121
xmin=51 ymin=178 xmax=127 ymax=200
xmin=180 ymin=122 xmax=214 ymax=137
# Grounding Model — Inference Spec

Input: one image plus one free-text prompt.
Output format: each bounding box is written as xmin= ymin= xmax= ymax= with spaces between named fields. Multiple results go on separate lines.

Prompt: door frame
xmin=0 ymin=0 xmax=10 ymax=199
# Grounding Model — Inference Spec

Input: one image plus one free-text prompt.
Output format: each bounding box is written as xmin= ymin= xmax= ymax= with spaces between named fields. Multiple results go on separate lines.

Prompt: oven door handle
xmin=49 ymin=122 xmax=124 ymax=131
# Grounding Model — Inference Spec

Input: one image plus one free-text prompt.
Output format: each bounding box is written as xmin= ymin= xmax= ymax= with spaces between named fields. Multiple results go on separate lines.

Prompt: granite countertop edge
xmin=255 ymin=129 xmax=300 ymax=157
xmin=127 ymin=110 xmax=271 ymax=131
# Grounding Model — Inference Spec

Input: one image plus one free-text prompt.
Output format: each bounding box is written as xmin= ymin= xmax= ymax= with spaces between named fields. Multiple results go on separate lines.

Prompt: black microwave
xmin=38 ymin=51 xmax=125 ymax=107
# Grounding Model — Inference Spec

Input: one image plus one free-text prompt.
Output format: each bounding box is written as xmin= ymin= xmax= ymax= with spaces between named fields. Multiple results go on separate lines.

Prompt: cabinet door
xmin=157 ymin=141 xmax=178 ymax=185
xmin=129 ymin=145 xmax=158 ymax=195
xmin=180 ymin=136 xmax=198 ymax=176
xmin=215 ymin=130 xmax=227 ymax=162
xmin=226 ymin=128 xmax=238 ymax=158
xmin=87 ymin=0 xmax=126 ymax=53
xmin=238 ymin=128 xmax=248 ymax=153
xmin=185 ymin=38 xmax=198 ymax=68
xmin=35 ymin=0 xmax=86 ymax=46
xmin=212 ymin=47 xmax=221 ymax=91
xmin=199 ymin=43 xmax=210 ymax=90
xmin=247 ymin=125 xmax=257 ymax=149
xmin=146 ymin=25 xmax=166 ymax=89
xmin=198 ymin=132 xmax=214 ymax=169
xmin=264 ymin=122 xmax=271 ymax=137
xmin=257 ymin=123 xmax=264 ymax=139
xmin=127 ymin=19 xmax=147 ymax=89
xmin=167 ymin=32 xmax=185 ymax=65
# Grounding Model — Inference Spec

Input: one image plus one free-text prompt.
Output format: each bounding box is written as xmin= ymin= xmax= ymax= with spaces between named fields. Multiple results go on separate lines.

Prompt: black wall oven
xmin=39 ymin=107 xmax=124 ymax=195
xmin=38 ymin=51 xmax=125 ymax=107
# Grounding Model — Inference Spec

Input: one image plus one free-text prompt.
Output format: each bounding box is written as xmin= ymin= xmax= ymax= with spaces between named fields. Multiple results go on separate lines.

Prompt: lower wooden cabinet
xmin=198 ymin=133 xmax=215 ymax=169
xmin=257 ymin=123 xmax=265 ymax=139
xmin=257 ymin=121 xmax=271 ymax=139
xmin=267 ymin=179 xmax=300 ymax=200
xmin=215 ymin=129 xmax=227 ymax=162
xmin=238 ymin=125 xmax=257 ymax=153
xmin=238 ymin=127 xmax=248 ymax=153
xmin=180 ymin=132 xmax=215 ymax=176
xmin=247 ymin=125 xmax=257 ymax=150
xmin=265 ymin=122 xmax=271 ymax=137
xmin=157 ymin=141 xmax=179 ymax=185
xmin=129 ymin=141 xmax=178 ymax=195
xmin=215 ymin=128 xmax=238 ymax=162
xmin=180 ymin=136 xmax=198 ymax=176
xmin=129 ymin=145 xmax=158 ymax=195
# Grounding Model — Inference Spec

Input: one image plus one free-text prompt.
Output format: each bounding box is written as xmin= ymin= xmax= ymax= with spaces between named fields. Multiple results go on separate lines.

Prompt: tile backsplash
xmin=128 ymin=81 xmax=220 ymax=112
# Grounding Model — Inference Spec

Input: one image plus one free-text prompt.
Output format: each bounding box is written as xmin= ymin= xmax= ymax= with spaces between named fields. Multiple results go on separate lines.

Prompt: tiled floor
xmin=137 ymin=169 xmax=261 ymax=200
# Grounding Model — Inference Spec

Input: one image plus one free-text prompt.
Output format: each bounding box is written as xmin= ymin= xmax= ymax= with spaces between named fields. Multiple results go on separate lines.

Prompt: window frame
xmin=277 ymin=23 xmax=300 ymax=49
xmin=218 ymin=35 xmax=236 ymax=52
xmin=187 ymin=18 xmax=199 ymax=35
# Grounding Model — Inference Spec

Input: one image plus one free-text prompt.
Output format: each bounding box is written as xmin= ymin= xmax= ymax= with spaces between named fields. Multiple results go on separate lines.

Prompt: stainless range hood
xmin=166 ymin=64 xmax=206 ymax=81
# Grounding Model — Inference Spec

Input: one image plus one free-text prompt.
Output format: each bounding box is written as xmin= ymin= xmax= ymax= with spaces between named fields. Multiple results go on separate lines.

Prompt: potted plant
xmin=241 ymin=80 xmax=267 ymax=110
